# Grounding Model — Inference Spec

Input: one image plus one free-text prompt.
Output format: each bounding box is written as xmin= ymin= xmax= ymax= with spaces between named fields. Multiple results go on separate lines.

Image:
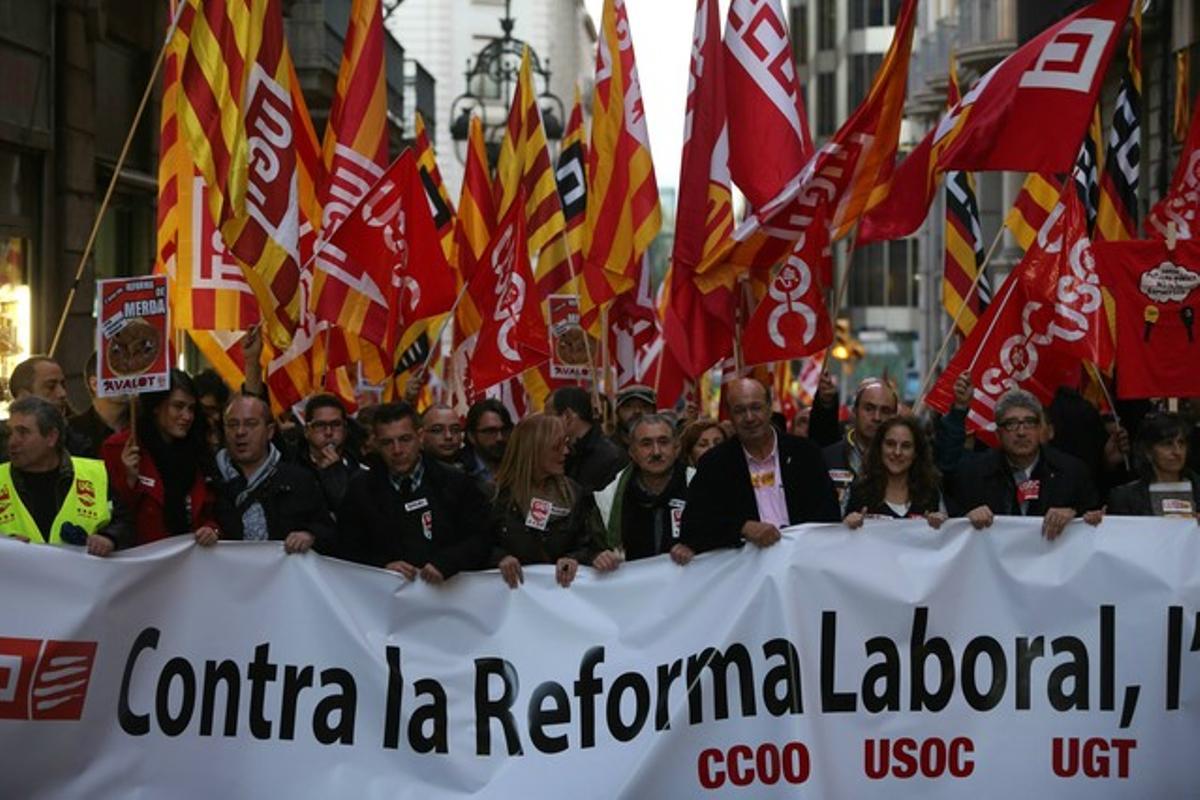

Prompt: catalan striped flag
xmin=943 ymin=170 xmax=991 ymax=337
xmin=494 ymin=49 xmax=569 ymax=274
xmin=1004 ymin=173 xmax=1061 ymax=252
xmin=540 ymin=85 xmax=588 ymax=300
xmin=176 ymin=0 xmax=306 ymax=349
xmin=414 ymin=112 xmax=457 ymax=263
xmin=1096 ymin=1 xmax=1141 ymax=243
xmin=582 ymin=0 xmax=661 ymax=309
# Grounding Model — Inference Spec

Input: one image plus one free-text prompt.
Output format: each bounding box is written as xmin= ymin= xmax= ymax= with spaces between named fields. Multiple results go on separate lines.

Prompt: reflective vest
xmin=0 ymin=458 xmax=111 ymax=545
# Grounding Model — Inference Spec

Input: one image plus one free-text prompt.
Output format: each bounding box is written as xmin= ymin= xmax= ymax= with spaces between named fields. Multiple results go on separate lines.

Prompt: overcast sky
xmin=582 ymin=1 xmax=732 ymax=193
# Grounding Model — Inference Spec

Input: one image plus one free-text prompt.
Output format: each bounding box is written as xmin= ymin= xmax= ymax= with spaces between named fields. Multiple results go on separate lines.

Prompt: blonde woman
xmin=490 ymin=413 xmax=605 ymax=588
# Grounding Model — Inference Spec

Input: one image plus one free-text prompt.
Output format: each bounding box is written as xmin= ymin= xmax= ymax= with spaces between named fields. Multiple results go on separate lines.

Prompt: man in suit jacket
xmin=946 ymin=388 xmax=1102 ymax=540
xmin=676 ymin=378 xmax=840 ymax=561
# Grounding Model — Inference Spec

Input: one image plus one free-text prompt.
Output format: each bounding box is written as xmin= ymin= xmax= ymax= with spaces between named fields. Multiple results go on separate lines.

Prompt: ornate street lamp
xmin=448 ymin=0 xmax=565 ymax=165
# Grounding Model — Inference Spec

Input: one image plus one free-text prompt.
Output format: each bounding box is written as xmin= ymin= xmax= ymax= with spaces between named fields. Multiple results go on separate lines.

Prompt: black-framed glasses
xmin=997 ymin=417 xmax=1040 ymax=432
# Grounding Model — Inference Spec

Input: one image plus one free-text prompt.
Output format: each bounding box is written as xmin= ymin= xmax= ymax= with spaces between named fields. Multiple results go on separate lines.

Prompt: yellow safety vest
xmin=0 ymin=458 xmax=111 ymax=545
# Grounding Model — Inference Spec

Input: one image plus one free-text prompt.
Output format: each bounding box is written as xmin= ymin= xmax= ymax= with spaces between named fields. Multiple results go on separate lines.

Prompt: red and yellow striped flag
xmin=1004 ymin=173 xmax=1061 ymax=251
xmin=582 ymin=0 xmax=661 ymax=310
xmin=415 ymin=112 xmax=457 ymax=263
xmin=176 ymin=0 xmax=306 ymax=349
xmin=1096 ymin=0 xmax=1142 ymax=243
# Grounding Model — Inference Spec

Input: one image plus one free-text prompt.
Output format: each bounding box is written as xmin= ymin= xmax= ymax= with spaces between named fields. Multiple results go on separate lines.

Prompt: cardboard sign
xmin=96 ymin=275 xmax=170 ymax=397
xmin=548 ymin=294 xmax=593 ymax=380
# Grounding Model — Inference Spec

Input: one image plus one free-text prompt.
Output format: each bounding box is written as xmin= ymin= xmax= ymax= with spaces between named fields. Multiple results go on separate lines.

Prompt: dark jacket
xmin=946 ymin=446 xmax=1100 ymax=517
xmin=339 ymin=455 xmax=491 ymax=578
xmin=490 ymin=478 xmax=605 ymax=566
xmin=808 ymin=397 xmax=843 ymax=448
xmin=1106 ymin=472 xmax=1200 ymax=516
xmin=681 ymin=433 xmax=841 ymax=553
xmin=67 ymin=406 xmax=122 ymax=459
xmin=213 ymin=459 xmax=336 ymax=551
xmin=101 ymin=429 xmax=217 ymax=547
xmin=566 ymin=424 xmax=625 ymax=492
xmin=291 ymin=446 xmax=363 ymax=515
xmin=844 ymin=481 xmax=943 ymax=519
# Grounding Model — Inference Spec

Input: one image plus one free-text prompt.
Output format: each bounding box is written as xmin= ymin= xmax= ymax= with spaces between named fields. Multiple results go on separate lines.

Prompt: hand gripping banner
xmin=1 ymin=518 xmax=1198 ymax=798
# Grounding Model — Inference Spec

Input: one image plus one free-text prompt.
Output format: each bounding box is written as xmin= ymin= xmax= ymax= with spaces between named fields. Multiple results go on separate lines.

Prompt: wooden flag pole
xmin=50 ymin=2 xmax=185 ymax=357
xmin=911 ymin=221 xmax=1007 ymax=414
xmin=733 ymin=274 xmax=748 ymax=375
xmin=820 ymin=224 xmax=862 ymax=375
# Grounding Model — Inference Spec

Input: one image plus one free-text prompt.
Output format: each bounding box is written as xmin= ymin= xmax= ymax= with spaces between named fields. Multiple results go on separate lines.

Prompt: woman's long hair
xmin=856 ymin=415 xmax=941 ymax=511
xmin=1133 ymin=412 xmax=1190 ymax=482
xmin=135 ymin=369 xmax=211 ymax=473
xmin=494 ymin=413 xmax=572 ymax=512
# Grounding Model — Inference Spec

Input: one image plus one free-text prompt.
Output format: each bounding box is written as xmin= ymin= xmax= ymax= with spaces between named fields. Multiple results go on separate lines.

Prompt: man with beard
xmin=459 ymin=399 xmax=512 ymax=497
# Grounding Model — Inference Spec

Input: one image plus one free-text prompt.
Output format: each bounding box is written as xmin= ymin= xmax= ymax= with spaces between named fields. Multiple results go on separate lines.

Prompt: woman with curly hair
xmin=489 ymin=413 xmax=604 ymax=588
xmin=843 ymin=415 xmax=946 ymax=530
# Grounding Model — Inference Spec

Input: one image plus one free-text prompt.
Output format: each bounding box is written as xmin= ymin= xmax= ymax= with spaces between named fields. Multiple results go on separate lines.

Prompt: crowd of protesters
xmin=2 ymin=341 xmax=1196 ymax=586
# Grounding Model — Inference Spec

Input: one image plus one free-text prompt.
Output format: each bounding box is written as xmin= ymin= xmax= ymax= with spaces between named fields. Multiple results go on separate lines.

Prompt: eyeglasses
xmin=308 ymin=420 xmax=344 ymax=432
xmin=426 ymin=425 xmax=463 ymax=436
xmin=474 ymin=426 xmax=507 ymax=437
xmin=997 ymin=417 xmax=1040 ymax=432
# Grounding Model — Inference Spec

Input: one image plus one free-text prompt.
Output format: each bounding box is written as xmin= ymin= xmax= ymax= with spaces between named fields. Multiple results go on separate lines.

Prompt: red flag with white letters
xmin=723 ymin=0 xmax=812 ymax=209
xmin=1017 ymin=185 xmax=1114 ymax=369
xmin=741 ymin=205 xmax=832 ymax=365
xmin=1146 ymin=99 xmax=1200 ymax=240
xmin=934 ymin=0 xmax=1130 ymax=173
xmin=316 ymin=149 xmax=456 ymax=356
xmin=467 ymin=199 xmax=550 ymax=393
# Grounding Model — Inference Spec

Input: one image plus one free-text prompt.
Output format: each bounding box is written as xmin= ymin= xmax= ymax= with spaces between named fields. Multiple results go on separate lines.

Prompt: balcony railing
xmin=957 ymin=0 xmax=1017 ymax=60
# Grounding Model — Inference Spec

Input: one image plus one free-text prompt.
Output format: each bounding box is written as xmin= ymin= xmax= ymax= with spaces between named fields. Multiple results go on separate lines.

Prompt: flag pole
xmin=733 ymin=275 xmax=748 ymax=375
xmin=49 ymin=2 xmax=186 ymax=357
xmin=911 ymin=221 xmax=1006 ymax=414
xmin=411 ymin=285 xmax=472 ymax=389
xmin=820 ymin=223 xmax=861 ymax=375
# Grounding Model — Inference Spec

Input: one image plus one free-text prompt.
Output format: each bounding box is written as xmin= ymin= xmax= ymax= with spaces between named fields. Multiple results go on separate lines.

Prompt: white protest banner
xmin=1 ymin=517 xmax=1198 ymax=798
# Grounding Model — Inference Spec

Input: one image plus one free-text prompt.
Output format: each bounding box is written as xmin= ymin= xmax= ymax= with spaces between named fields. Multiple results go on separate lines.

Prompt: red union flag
xmin=741 ymin=205 xmax=832 ymax=365
xmin=468 ymin=200 xmax=549 ymax=393
xmin=0 ymin=637 xmax=98 ymax=721
xmin=315 ymin=150 xmax=455 ymax=355
xmin=724 ymin=0 xmax=812 ymax=209
xmin=934 ymin=0 xmax=1131 ymax=173
xmin=1096 ymin=241 xmax=1200 ymax=398
xmin=925 ymin=248 xmax=1084 ymax=446
xmin=1017 ymin=186 xmax=1114 ymax=369
xmin=1146 ymin=98 xmax=1200 ymax=240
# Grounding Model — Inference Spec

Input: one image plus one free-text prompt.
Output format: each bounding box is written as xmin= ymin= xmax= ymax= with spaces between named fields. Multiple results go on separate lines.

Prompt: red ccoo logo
xmin=0 ymin=637 xmax=98 ymax=721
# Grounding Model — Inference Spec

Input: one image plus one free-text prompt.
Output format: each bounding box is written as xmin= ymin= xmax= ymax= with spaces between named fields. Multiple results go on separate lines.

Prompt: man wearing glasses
xmin=0 ymin=396 xmax=128 ymax=554
xmin=460 ymin=399 xmax=512 ymax=497
xmin=421 ymin=405 xmax=465 ymax=467
xmin=212 ymin=394 xmax=335 ymax=553
xmin=677 ymin=378 xmax=840 ymax=560
xmin=295 ymin=393 xmax=362 ymax=514
xmin=949 ymin=388 xmax=1101 ymax=540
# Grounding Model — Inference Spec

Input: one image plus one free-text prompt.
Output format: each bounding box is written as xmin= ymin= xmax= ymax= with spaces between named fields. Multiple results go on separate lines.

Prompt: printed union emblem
xmin=0 ymin=637 xmax=98 ymax=721
xmin=75 ymin=479 xmax=95 ymax=508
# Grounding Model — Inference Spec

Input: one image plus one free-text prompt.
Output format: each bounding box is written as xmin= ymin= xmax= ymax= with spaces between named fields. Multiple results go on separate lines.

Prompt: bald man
xmin=677 ymin=378 xmax=839 ymax=560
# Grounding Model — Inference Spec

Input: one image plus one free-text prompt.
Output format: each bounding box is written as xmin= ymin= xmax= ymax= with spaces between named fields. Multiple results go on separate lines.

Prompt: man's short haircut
xmin=224 ymin=392 xmax=272 ymax=423
xmin=373 ymin=401 xmax=419 ymax=430
xmin=853 ymin=377 xmax=899 ymax=409
xmin=304 ymin=393 xmax=346 ymax=422
xmin=9 ymin=395 xmax=65 ymax=443
xmin=85 ymin=351 xmax=99 ymax=380
xmin=466 ymin=398 xmax=512 ymax=433
xmin=419 ymin=404 xmax=458 ymax=427
xmin=193 ymin=369 xmax=231 ymax=406
xmin=993 ymin=388 xmax=1044 ymax=424
xmin=550 ymin=386 xmax=593 ymax=423
xmin=629 ymin=413 xmax=677 ymax=441
xmin=9 ymin=356 xmax=57 ymax=398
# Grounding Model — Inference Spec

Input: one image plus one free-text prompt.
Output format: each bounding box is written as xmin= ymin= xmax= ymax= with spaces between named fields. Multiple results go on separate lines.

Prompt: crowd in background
xmin=2 ymin=337 xmax=1195 ymax=586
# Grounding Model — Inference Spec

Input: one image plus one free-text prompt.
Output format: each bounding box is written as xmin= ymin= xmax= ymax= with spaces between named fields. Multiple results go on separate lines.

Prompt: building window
xmin=816 ymin=72 xmax=836 ymax=137
xmin=849 ymin=238 xmax=919 ymax=308
xmin=849 ymin=53 xmax=883 ymax=108
xmin=850 ymin=0 xmax=901 ymax=29
xmin=817 ymin=0 xmax=836 ymax=50
xmin=790 ymin=2 xmax=809 ymax=67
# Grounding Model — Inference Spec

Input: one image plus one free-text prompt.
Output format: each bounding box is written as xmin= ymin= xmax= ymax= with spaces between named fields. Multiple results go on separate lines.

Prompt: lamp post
xmin=447 ymin=0 xmax=565 ymax=165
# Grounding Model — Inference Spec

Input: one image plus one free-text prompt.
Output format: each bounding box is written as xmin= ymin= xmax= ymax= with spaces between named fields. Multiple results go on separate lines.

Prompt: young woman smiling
xmin=844 ymin=416 xmax=946 ymax=530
